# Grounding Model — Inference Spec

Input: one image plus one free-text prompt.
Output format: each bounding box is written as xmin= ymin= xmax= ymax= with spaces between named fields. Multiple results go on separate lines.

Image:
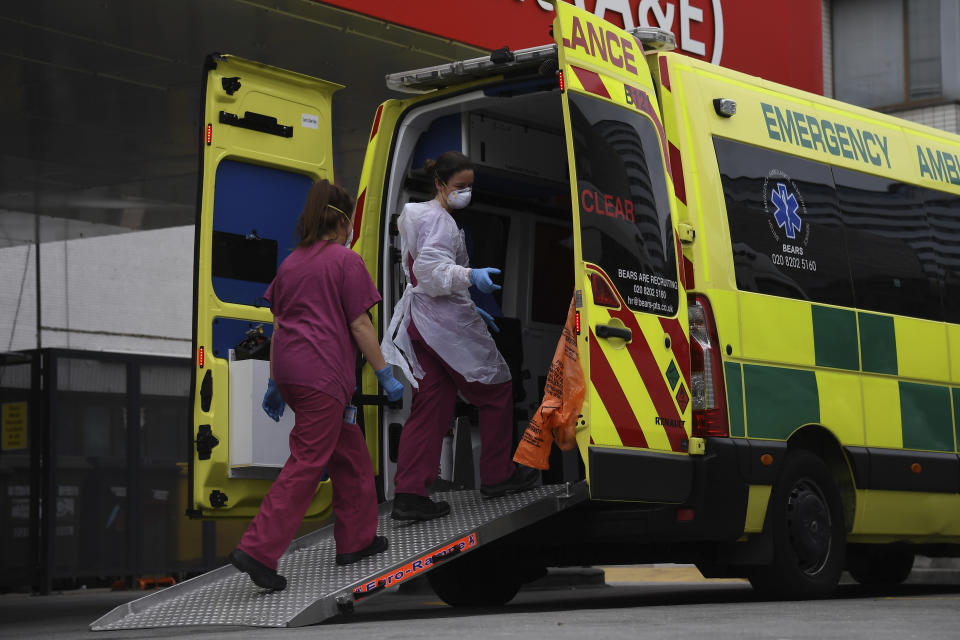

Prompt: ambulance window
xmin=834 ymin=168 xmax=942 ymax=321
xmin=211 ymin=159 xmax=314 ymax=307
xmin=714 ymin=138 xmax=854 ymax=308
xmin=568 ymin=94 xmax=679 ymax=316
xmin=923 ymin=189 xmax=960 ymax=322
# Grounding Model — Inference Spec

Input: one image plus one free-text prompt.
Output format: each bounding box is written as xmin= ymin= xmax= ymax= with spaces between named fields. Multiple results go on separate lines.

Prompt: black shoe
xmin=336 ymin=535 xmax=389 ymax=566
xmin=391 ymin=493 xmax=451 ymax=521
xmin=480 ymin=465 xmax=539 ymax=498
xmin=229 ymin=549 xmax=287 ymax=591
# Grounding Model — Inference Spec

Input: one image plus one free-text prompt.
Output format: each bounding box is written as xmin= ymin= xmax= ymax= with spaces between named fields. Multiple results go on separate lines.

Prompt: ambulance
xmin=188 ymin=2 xmax=960 ymax=603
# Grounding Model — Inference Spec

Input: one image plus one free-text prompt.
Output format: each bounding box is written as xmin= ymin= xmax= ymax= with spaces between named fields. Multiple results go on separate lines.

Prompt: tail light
xmin=590 ymin=273 xmax=619 ymax=307
xmin=688 ymin=294 xmax=728 ymax=437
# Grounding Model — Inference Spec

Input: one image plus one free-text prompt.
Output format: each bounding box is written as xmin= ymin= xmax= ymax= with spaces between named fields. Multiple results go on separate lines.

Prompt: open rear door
xmin=554 ymin=3 xmax=693 ymax=503
xmin=189 ymin=55 xmax=342 ymax=517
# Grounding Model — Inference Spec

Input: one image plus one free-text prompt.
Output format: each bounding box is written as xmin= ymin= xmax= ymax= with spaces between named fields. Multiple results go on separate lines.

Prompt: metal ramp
xmin=91 ymin=483 xmax=586 ymax=630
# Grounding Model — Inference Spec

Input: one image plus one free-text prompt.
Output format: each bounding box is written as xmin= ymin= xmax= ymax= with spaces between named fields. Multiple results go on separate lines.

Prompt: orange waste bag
xmin=513 ymin=297 xmax=585 ymax=470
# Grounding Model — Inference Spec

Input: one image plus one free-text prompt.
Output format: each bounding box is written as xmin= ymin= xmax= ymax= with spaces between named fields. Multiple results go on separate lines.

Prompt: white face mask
xmin=445 ymin=187 xmax=472 ymax=210
xmin=344 ymin=226 xmax=354 ymax=247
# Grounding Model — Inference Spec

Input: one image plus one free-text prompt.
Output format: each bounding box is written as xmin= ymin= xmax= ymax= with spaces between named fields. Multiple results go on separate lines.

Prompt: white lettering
xmin=680 ymin=0 xmax=706 ymax=56
xmin=638 ymin=0 xmax=676 ymax=31
xmin=594 ymin=0 xmax=635 ymax=30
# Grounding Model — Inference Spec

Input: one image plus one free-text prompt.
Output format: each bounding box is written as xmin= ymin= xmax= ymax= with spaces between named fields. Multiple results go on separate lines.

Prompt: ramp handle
xmin=431 ymin=545 xmax=462 ymax=565
xmin=352 ymin=579 xmax=386 ymax=601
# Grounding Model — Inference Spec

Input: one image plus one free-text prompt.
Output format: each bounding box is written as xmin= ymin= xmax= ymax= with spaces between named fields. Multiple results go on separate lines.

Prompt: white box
xmin=228 ymin=358 xmax=295 ymax=476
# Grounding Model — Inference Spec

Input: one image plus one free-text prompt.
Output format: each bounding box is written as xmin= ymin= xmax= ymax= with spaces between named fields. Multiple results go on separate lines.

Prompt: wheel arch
xmin=787 ymin=424 xmax=857 ymax=533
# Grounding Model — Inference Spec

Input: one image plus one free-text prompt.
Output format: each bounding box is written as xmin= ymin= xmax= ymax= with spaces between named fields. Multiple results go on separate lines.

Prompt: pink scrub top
xmin=265 ymin=241 xmax=381 ymax=406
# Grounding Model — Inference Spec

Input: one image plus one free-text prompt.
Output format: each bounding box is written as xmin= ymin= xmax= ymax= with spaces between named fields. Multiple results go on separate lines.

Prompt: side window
xmin=924 ymin=188 xmax=960 ymax=322
xmin=715 ymin=137 xmax=854 ymax=307
xmin=834 ymin=168 xmax=942 ymax=320
xmin=569 ymin=93 xmax=679 ymax=316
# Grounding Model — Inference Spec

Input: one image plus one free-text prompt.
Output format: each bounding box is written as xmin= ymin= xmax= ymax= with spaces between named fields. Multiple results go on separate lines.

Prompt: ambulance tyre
xmin=748 ymin=450 xmax=846 ymax=599
xmin=427 ymin=547 xmax=524 ymax=607
xmin=846 ymin=545 xmax=915 ymax=587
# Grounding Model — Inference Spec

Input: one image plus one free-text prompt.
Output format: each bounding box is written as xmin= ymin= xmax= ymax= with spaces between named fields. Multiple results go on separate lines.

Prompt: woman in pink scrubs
xmin=229 ymin=180 xmax=403 ymax=591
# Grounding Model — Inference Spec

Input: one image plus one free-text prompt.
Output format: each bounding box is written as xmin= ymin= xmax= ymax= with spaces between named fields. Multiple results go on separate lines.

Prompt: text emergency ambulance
xmin=189 ymin=2 xmax=960 ymax=602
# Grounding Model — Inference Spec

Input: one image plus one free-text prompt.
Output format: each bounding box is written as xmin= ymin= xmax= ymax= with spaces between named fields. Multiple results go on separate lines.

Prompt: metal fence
xmin=0 ymin=348 xmax=216 ymax=593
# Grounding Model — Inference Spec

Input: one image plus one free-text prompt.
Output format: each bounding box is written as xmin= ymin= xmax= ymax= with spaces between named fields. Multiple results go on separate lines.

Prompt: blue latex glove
xmin=375 ymin=366 xmax=404 ymax=403
xmin=262 ymin=379 xmax=285 ymax=422
xmin=469 ymin=267 xmax=502 ymax=294
xmin=476 ymin=306 xmax=500 ymax=333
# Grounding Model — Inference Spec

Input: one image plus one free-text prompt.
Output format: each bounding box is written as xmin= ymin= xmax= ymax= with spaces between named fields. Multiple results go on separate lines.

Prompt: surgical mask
xmin=445 ymin=186 xmax=472 ymax=210
xmin=329 ymin=204 xmax=353 ymax=246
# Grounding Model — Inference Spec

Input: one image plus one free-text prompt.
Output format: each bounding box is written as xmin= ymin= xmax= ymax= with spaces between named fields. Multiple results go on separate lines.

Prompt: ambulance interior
xmin=379 ymin=81 xmax=584 ymax=494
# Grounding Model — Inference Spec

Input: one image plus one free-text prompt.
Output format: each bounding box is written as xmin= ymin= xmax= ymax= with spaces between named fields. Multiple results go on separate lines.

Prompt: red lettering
xmin=625 ymin=200 xmax=635 ymax=222
xmin=570 ymin=17 xmax=589 ymax=54
xmin=581 ymin=188 xmax=594 ymax=212
xmin=604 ymin=193 xmax=614 ymax=215
xmin=606 ymin=30 xmax=623 ymax=68
xmin=621 ymin=37 xmax=638 ymax=75
xmin=586 ymin=22 xmax=607 ymax=62
xmin=615 ymin=197 xmax=624 ymax=219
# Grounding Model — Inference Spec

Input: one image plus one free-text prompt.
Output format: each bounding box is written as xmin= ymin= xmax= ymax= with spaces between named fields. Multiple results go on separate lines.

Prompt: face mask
xmin=445 ymin=186 xmax=472 ymax=210
xmin=344 ymin=226 xmax=354 ymax=247
xmin=329 ymin=204 xmax=353 ymax=246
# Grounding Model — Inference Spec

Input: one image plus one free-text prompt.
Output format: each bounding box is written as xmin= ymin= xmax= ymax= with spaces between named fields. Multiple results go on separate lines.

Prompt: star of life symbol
xmin=771 ymin=182 xmax=801 ymax=240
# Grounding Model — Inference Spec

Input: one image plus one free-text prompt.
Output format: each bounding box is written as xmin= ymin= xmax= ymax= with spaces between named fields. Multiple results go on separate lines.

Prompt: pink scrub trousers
xmin=237 ymin=383 xmax=378 ymax=570
xmin=393 ymin=321 xmax=515 ymax=496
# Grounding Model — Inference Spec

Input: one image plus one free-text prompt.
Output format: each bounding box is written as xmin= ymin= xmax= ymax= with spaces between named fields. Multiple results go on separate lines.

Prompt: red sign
xmin=320 ymin=0 xmax=822 ymax=94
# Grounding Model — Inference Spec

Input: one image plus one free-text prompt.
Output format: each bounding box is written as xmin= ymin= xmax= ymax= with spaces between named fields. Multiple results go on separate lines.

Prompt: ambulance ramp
xmin=91 ymin=482 xmax=586 ymax=630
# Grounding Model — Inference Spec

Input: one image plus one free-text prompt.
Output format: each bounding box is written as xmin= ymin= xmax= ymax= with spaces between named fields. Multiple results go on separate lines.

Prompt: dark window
xmin=924 ymin=189 xmax=960 ymax=322
xmin=569 ymin=93 xmax=679 ymax=316
xmin=531 ymin=221 xmax=575 ymax=324
xmin=715 ymin=137 xmax=854 ymax=307
xmin=834 ymin=167 xmax=941 ymax=320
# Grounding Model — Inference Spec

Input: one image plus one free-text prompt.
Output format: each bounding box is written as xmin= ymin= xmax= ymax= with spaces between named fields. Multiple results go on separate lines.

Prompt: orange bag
xmin=513 ymin=297 xmax=585 ymax=470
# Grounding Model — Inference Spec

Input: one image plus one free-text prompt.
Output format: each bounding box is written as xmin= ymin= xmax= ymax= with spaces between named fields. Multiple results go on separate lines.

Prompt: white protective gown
xmin=381 ymin=199 xmax=511 ymax=388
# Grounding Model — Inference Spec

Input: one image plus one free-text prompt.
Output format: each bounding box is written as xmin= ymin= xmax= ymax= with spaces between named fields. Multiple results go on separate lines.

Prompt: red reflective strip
xmin=351 ymin=188 xmax=366 ymax=249
xmin=659 ymin=316 xmax=691 ymax=388
xmin=369 ymin=105 xmax=384 ymax=142
xmin=628 ymin=84 xmax=670 ymax=175
xmin=683 ymin=255 xmax=695 ymax=289
xmin=589 ymin=331 xmax=648 ymax=448
xmin=570 ymin=65 xmax=611 ymax=99
xmin=668 ymin=142 xmax=686 ymax=205
xmin=591 ymin=268 xmax=686 ymax=451
xmin=658 ymin=56 xmax=671 ymax=92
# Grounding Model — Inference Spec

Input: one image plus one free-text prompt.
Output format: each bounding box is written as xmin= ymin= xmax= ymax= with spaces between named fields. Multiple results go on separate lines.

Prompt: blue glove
xmin=375 ymin=366 xmax=404 ymax=403
xmin=476 ymin=306 xmax=500 ymax=333
xmin=262 ymin=379 xmax=285 ymax=422
xmin=470 ymin=267 xmax=502 ymax=294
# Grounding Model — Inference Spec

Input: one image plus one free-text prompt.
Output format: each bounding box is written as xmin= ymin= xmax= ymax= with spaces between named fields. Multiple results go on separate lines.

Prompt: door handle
xmin=595 ymin=324 xmax=632 ymax=341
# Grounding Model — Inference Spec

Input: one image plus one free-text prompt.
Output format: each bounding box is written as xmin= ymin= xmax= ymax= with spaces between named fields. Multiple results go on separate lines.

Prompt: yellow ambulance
xmin=189 ymin=1 xmax=960 ymax=601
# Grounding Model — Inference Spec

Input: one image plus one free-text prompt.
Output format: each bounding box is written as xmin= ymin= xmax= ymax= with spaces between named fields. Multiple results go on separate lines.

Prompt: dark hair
xmin=424 ymin=151 xmax=474 ymax=195
xmin=296 ymin=179 xmax=354 ymax=248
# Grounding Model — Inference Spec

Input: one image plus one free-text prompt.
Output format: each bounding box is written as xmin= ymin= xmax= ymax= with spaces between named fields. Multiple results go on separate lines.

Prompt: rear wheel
xmin=847 ymin=545 xmax=915 ymax=587
xmin=427 ymin=545 xmax=530 ymax=607
xmin=748 ymin=450 xmax=846 ymax=599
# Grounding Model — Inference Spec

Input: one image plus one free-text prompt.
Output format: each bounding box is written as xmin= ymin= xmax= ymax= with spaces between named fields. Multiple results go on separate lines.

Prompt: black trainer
xmin=391 ymin=493 xmax=451 ymax=521
xmin=229 ymin=549 xmax=287 ymax=591
xmin=480 ymin=465 xmax=539 ymax=498
xmin=336 ymin=535 xmax=389 ymax=566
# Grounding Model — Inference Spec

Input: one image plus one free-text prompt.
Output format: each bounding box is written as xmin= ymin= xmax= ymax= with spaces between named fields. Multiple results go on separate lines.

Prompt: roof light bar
xmin=386 ymin=26 xmax=675 ymax=94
